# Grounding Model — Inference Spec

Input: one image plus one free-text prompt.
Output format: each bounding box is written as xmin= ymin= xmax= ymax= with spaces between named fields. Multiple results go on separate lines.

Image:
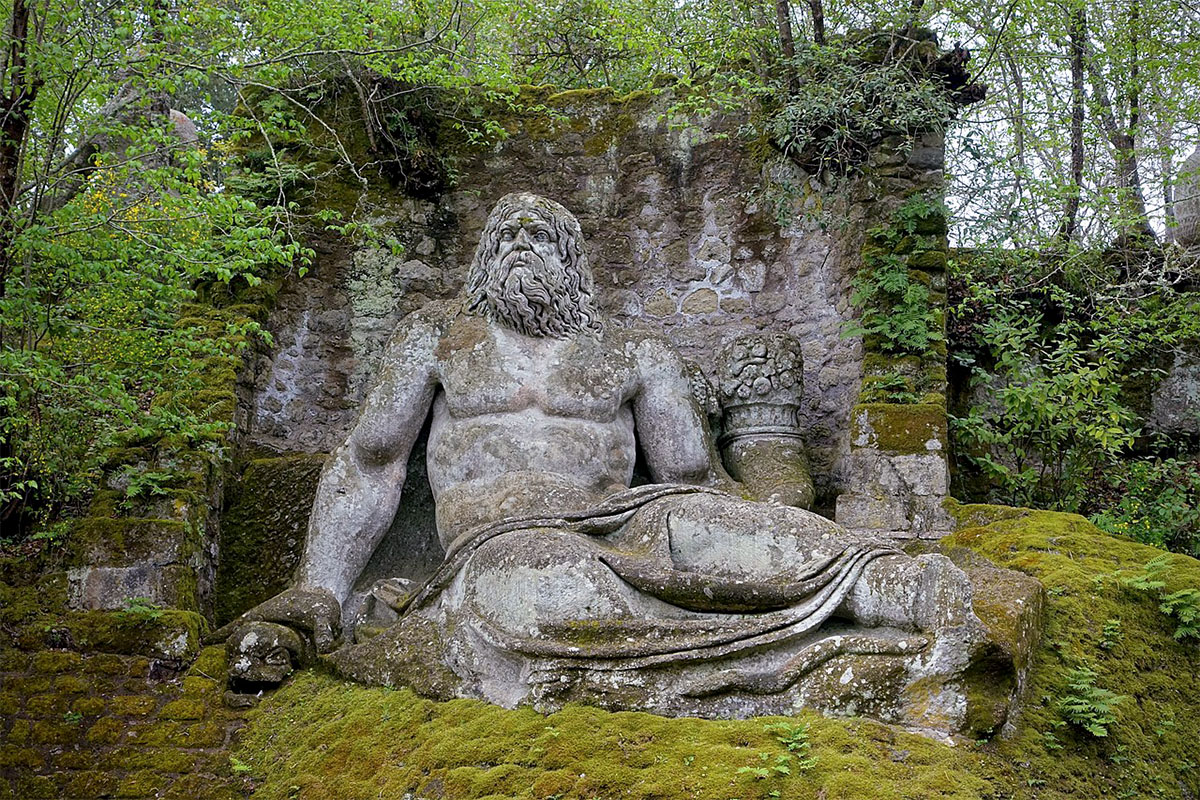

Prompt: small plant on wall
xmin=846 ymin=194 xmax=948 ymax=358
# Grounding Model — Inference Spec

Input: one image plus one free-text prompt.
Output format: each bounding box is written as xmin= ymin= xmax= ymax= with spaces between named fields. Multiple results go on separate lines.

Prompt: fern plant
xmin=1057 ymin=667 xmax=1124 ymax=738
xmin=1160 ymin=589 xmax=1200 ymax=642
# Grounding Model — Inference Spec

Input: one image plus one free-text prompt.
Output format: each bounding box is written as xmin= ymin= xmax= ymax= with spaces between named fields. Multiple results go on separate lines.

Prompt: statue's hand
xmin=209 ymin=586 xmax=343 ymax=691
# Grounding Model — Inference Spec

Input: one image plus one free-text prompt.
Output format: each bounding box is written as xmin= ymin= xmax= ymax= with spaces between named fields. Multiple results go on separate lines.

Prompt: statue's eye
xmin=534 ymin=231 xmax=549 ymax=243
xmin=500 ymin=230 xmax=514 ymax=241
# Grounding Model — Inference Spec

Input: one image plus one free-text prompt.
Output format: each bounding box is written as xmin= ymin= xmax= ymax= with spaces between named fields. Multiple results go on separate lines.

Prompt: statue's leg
xmin=456 ymin=526 xmax=691 ymax=637
xmin=647 ymin=493 xmax=979 ymax=638
xmin=647 ymin=492 xmax=870 ymax=579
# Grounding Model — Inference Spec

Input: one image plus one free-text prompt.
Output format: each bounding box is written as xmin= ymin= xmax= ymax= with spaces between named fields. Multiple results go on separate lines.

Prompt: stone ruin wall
xmin=243 ymin=91 xmax=900 ymax=505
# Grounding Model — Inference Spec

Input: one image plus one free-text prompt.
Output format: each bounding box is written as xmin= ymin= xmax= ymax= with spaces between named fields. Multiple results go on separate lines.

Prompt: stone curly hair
xmin=466 ymin=192 xmax=603 ymax=338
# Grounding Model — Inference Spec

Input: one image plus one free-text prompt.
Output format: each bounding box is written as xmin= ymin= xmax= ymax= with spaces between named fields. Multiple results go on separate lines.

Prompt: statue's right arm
xmin=295 ymin=312 xmax=441 ymax=607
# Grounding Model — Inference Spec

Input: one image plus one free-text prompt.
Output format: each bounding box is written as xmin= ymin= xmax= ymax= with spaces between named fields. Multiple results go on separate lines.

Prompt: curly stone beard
xmin=481 ymin=249 xmax=582 ymax=339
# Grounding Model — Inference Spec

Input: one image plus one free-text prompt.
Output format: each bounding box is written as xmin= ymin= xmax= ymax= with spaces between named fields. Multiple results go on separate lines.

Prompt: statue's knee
xmin=911 ymin=553 xmax=976 ymax=632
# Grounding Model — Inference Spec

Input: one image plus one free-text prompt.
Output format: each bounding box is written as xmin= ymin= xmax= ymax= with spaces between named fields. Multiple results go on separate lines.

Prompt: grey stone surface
xmin=1176 ymin=146 xmax=1200 ymax=248
xmin=1149 ymin=349 xmax=1200 ymax=437
xmin=227 ymin=195 xmax=1027 ymax=736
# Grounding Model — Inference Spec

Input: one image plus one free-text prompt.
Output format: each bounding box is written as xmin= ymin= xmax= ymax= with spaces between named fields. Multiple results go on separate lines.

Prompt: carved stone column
xmin=715 ymin=333 xmax=815 ymax=509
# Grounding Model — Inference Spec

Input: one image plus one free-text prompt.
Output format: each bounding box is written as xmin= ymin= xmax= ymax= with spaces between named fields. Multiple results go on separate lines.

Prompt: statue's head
xmin=467 ymin=192 xmax=603 ymax=338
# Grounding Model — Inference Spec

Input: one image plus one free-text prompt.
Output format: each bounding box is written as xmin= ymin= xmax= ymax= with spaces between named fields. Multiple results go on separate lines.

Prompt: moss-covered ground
xmin=232 ymin=507 xmax=1200 ymax=800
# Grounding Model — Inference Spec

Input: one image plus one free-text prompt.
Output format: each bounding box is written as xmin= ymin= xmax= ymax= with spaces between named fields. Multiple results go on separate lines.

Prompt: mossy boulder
xmin=230 ymin=509 xmax=1200 ymax=799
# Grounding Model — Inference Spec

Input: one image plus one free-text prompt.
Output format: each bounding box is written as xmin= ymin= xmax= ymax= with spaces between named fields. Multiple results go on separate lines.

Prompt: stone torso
xmin=426 ymin=314 xmax=642 ymax=545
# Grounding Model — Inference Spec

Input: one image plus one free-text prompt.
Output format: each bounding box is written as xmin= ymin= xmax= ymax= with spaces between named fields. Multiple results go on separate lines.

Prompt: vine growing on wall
xmin=845 ymin=195 xmax=948 ymax=357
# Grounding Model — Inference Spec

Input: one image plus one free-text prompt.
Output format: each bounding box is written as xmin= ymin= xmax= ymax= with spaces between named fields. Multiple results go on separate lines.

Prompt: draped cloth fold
xmin=392 ymin=484 xmax=902 ymax=671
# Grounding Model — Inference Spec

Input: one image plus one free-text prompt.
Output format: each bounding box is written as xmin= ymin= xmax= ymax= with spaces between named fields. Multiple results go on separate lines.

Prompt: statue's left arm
xmin=631 ymin=337 xmax=737 ymax=490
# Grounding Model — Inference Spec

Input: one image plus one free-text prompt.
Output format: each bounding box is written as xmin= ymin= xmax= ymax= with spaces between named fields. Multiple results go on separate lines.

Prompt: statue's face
xmin=493 ymin=212 xmax=567 ymax=296
xmin=496 ymin=214 xmax=560 ymax=267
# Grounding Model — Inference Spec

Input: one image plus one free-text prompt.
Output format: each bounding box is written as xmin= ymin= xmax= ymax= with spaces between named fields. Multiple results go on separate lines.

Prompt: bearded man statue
xmin=219 ymin=193 xmax=1028 ymax=735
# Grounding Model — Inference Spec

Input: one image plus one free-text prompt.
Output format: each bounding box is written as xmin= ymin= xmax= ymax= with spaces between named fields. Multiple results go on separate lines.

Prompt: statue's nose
xmin=513 ymin=228 xmax=532 ymax=249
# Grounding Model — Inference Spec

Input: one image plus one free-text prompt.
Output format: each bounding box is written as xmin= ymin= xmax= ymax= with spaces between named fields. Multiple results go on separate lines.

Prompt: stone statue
xmin=221 ymin=193 xmax=1026 ymax=734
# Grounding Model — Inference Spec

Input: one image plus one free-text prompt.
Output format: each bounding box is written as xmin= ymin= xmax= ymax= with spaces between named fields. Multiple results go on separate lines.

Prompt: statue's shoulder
xmin=396 ymin=298 xmax=465 ymax=330
xmin=385 ymin=299 xmax=471 ymax=348
xmin=605 ymin=322 xmax=686 ymax=370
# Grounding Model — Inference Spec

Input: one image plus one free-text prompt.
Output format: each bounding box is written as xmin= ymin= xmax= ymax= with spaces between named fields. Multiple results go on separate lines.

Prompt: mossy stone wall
xmin=835 ymin=134 xmax=954 ymax=539
xmin=0 ymin=646 xmax=244 ymax=800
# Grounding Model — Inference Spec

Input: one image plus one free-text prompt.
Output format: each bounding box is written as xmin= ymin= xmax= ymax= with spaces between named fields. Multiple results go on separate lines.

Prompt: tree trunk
xmin=0 ymin=0 xmax=41 ymax=529
xmin=808 ymin=0 xmax=825 ymax=45
xmin=0 ymin=0 xmax=38 ymax=301
xmin=1083 ymin=9 xmax=1155 ymax=244
xmin=1057 ymin=2 xmax=1086 ymax=242
xmin=775 ymin=0 xmax=798 ymax=91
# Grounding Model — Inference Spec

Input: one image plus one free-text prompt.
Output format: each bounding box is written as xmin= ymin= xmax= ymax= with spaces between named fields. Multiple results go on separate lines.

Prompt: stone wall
xmin=241 ymin=89 xmax=947 ymax=521
xmin=0 ymin=646 xmax=243 ymax=800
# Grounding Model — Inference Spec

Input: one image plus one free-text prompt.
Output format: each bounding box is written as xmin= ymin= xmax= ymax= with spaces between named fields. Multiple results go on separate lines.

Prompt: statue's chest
xmin=435 ymin=332 xmax=636 ymax=421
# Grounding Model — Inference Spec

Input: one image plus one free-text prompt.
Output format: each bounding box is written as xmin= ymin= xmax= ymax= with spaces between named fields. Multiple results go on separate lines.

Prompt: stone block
xmin=851 ymin=403 xmax=948 ymax=455
xmin=54 ymin=675 xmax=92 ymax=694
xmin=70 ymin=696 xmax=107 ymax=716
xmin=31 ymin=650 xmax=83 ymax=674
xmin=67 ymin=563 xmax=200 ymax=612
xmin=109 ymin=695 xmax=159 ymax=716
xmin=0 ymin=649 xmax=31 ymax=671
xmin=907 ymin=131 xmax=945 ymax=171
xmin=159 ymin=698 xmax=206 ymax=720
xmin=126 ymin=720 xmax=182 ymax=747
xmin=60 ymin=770 xmax=120 ymax=799
xmin=169 ymin=721 xmax=227 ymax=748
xmin=835 ymin=493 xmax=909 ymax=532
xmin=68 ymin=518 xmax=196 ymax=569
xmin=891 ymin=453 xmax=949 ymax=496
xmin=844 ymin=450 xmax=947 ymax=497
xmin=86 ymin=717 xmax=125 ymax=744
xmin=29 ymin=719 xmax=77 ymax=745
xmin=0 ymin=745 xmax=44 ymax=770
xmin=115 ymin=770 xmax=163 ymax=798
xmin=26 ymin=693 xmax=69 ymax=716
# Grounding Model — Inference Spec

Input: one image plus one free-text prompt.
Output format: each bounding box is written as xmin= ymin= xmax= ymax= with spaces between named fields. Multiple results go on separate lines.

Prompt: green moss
xmin=908 ymin=248 xmax=949 ymax=272
xmin=943 ymin=498 xmax=1031 ymax=530
xmin=214 ymin=454 xmax=326 ymax=624
xmin=583 ymin=111 xmax=637 ymax=157
xmin=234 ymin=670 xmax=998 ymax=800
xmin=61 ymin=771 xmax=119 ymax=798
xmin=189 ymin=644 xmax=228 ymax=678
xmin=851 ymin=402 xmax=947 ymax=455
xmin=85 ymin=717 xmax=124 ymax=744
xmin=67 ymin=517 xmax=196 ymax=568
xmin=31 ymin=650 xmax=83 ymax=673
xmin=946 ymin=509 xmax=1200 ymax=798
xmin=5 ymin=609 xmax=207 ymax=661
xmin=109 ymin=695 xmax=159 ymax=716
xmin=70 ymin=695 xmax=107 ymax=716
xmin=228 ymin=511 xmax=1200 ymax=800
xmin=159 ymin=698 xmax=206 ymax=720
